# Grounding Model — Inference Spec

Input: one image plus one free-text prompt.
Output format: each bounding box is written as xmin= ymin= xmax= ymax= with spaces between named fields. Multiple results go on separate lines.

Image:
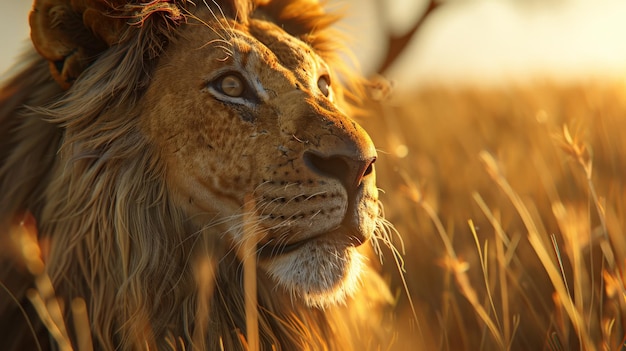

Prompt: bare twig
xmin=375 ymin=0 xmax=442 ymax=74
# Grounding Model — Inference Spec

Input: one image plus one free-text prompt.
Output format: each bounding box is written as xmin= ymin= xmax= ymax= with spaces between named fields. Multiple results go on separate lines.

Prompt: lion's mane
xmin=0 ymin=1 xmax=392 ymax=350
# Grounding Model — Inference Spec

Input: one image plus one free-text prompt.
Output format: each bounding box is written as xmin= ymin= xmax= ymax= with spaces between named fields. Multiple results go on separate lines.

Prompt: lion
xmin=0 ymin=0 xmax=397 ymax=349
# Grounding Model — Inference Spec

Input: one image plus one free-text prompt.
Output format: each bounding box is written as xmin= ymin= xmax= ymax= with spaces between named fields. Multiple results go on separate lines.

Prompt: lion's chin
xmin=261 ymin=238 xmax=365 ymax=309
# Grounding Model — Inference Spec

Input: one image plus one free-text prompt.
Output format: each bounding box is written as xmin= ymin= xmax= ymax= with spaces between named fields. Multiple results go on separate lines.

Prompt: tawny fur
xmin=0 ymin=1 xmax=394 ymax=350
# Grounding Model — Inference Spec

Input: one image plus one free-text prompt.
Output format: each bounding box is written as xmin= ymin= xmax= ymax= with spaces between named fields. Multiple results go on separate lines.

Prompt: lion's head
xmin=0 ymin=1 xmax=394 ymax=349
xmin=145 ymin=9 xmax=380 ymax=308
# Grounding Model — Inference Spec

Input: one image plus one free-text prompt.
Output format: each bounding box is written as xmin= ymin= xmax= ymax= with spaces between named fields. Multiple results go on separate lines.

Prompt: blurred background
xmin=3 ymin=0 xmax=626 ymax=87
xmin=335 ymin=0 xmax=626 ymax=87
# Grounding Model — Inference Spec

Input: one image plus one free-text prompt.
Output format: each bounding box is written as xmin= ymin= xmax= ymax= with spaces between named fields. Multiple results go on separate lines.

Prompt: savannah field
xmin=364 ymin=80 xmax=626 ymax=350
xmin=14 ymin=79 xmax=626 ymax=351
xmin=8 ymin=76 xmax=626 ymax=350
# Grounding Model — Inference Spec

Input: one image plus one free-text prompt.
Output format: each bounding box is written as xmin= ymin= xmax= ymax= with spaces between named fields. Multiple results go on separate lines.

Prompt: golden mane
xmin=0 ymin=1 xmax=394 ymax=350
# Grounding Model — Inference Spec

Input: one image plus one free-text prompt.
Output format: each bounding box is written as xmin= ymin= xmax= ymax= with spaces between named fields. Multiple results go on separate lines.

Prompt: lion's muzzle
xmin=303 ymin=150 xmax=376 ymax=242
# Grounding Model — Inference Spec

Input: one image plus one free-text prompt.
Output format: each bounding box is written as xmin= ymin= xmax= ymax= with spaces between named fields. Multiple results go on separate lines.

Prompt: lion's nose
xmin=303 ymin=151 xmax=376 ymax=191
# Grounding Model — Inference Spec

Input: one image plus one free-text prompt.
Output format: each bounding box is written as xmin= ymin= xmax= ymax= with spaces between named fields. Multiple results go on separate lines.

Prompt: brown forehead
xmin=246 ymin=19 xmax=320 ymax=72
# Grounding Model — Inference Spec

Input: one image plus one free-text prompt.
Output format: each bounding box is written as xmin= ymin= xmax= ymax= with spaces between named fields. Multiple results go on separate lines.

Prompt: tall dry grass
xmin=7 ymin=80 xmax=626 ymax=350
xmin=363 ymin=80 xmax=626 ymax=350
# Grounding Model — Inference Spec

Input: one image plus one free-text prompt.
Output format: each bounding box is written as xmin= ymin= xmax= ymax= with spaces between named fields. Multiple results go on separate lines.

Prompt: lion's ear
xmin=29 ymin=0 xmax=187 ymax=90
xmin=30 ymin=0 xmax=107 ymax=89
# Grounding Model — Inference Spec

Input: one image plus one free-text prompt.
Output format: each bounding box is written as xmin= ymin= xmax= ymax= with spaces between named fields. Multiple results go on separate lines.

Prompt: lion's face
xmin=142 ymin=12 xmax=378 ymax=307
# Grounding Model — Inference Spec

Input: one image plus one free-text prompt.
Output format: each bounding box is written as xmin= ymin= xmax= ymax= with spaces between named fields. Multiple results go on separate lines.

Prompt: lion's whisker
xmin=214 ymin=46 xmax=233 ymax=56
xmin=255 ymin=198 xmax=284 ymax=215
xmin=251 ymin=180 xmax=272 ymax=194
xmin=181 ymin=9 xmax=230 ymax=45
xmin=307 ymin=210 xmax=322 ymax=222
xmin=255 ymin=239 xmax=276 ymax=256
xmin=203 ymin=0 xmax=236 ymax=40
xmin=196 ymin=39 xmax=234 ymax=59
xmin=268 ymin=232 xmax=293 ymax=257
xmin=369 ymin=202 xmax=421 ymax=340
xmin=282 ymin=193 xmax=305 ymax=207
xmin=305 ymin=191 xmax=329 ymax=201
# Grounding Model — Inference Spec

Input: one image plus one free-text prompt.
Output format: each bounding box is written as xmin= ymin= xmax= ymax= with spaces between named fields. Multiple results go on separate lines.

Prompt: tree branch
xmin=375 ymin=0 xmax=442 ymax=75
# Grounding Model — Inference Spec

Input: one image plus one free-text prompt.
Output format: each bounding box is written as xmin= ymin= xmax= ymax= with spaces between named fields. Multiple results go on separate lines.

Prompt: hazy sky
xmin=337 ymin=0 xmax=626 ymax=87
xmin=2 ymin=0 xmax=626 ymax=89
xmin=0 ymin=1 xmax=30 ymax=75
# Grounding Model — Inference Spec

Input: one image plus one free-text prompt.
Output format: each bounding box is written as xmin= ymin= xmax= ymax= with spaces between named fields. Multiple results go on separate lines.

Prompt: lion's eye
xmin=220 ymin=74 xmax=245 ymax=97
xmin=317 ymin=75 xmax=331 ymax=97
xmin=206 ymin=72 xmax=259 ymax=106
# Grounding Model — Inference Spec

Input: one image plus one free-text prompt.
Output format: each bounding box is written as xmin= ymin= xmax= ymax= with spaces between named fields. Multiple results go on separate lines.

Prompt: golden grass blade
xmin=71 ymin=298 xmax=93 ymax=351
xmin=480 ymin=150 xmax=595 ymax=351
xmin=472 ymin=193 xmax=511 ymax=247
xmin=474 ymin=191 xmax=516 ymax=347
xmin=243 ymin=194 xmax=259 ymax=351
xmin=192 ymin=255 xmax=216 ymax=350
xmin=26 ymin=288 xmax=73 ymax=351
xmin=495 ymin=229 xmax=511 ymax=346
xmin=561 ymin=124 xmax=626 ymax=304
xmin=420 ymin=197 xmax=505 ymax=349
xmin=39 ymin=277 xmax=72 ymax=347
xmin=469 ymin=219 xmax=503 ymax=338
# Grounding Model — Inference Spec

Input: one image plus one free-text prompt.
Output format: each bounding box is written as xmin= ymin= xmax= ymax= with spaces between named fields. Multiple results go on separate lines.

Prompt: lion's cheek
xmin=162 ymin=147 xmax=257 ymax=221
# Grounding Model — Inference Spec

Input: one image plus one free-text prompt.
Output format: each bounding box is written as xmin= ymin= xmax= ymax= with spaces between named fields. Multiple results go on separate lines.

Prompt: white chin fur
xmin=263 ymin=241 xmax=365 ymax=309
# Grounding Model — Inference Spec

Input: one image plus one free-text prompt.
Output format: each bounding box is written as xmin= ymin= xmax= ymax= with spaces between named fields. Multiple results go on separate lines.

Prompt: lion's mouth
xmin=257 ymin=225 xmax=366 ymax=259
